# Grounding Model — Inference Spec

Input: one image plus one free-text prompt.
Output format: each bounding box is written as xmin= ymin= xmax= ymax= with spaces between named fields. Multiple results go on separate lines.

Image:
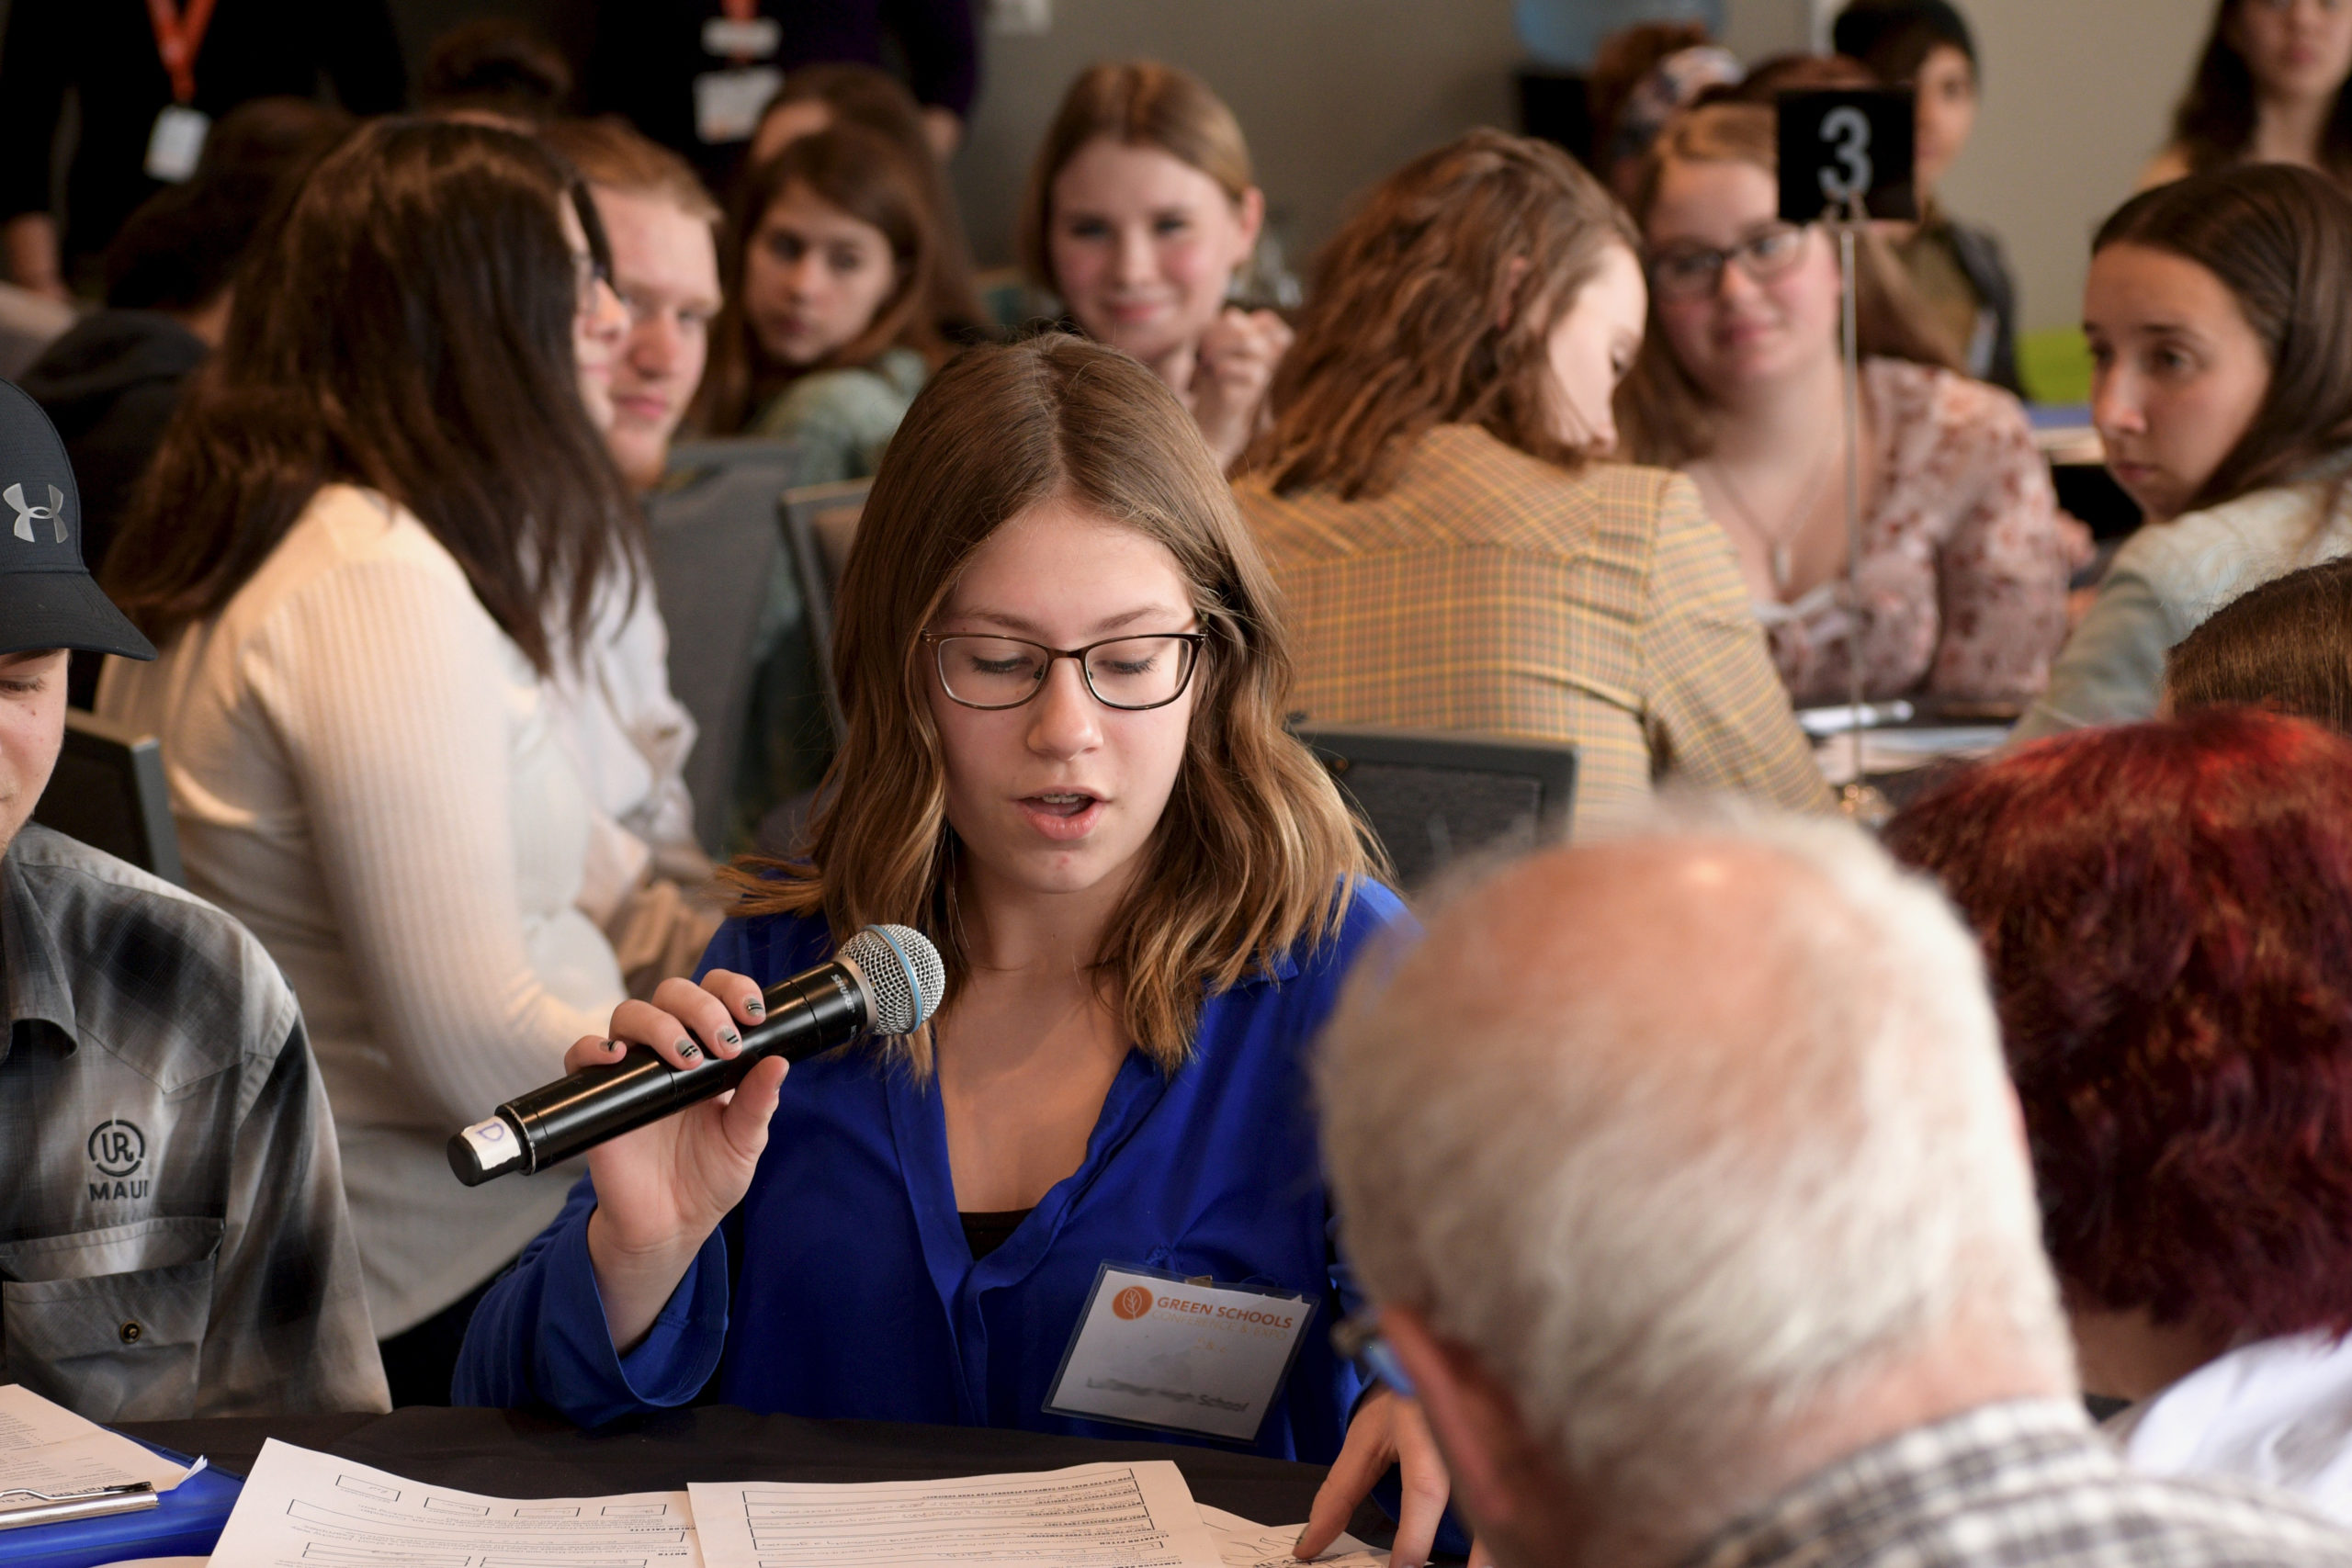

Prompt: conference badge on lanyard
xmin=142 ymin=0 xmax=216 ymax=181
xmin=1044 ymin=1263 xmax=1317 ymax=1442
xmin=694 ymin=0 xmax=783 ymax=145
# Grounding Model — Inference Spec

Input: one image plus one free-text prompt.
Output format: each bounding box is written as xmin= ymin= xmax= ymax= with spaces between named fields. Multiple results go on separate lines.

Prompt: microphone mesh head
xmin=842 ymin=924 xmax=945 ymax=1033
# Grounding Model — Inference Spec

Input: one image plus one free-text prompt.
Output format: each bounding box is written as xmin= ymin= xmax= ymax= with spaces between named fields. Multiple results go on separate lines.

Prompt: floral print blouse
xmin=1744 ymin=358 xmax=2069 ymax=706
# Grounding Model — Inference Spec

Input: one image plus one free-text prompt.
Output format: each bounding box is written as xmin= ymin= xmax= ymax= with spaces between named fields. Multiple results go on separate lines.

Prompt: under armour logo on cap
xmin=6 ymin=481 xmax=64 ymax=544
xmin=0 ymin=378 xmax=155 ymax=660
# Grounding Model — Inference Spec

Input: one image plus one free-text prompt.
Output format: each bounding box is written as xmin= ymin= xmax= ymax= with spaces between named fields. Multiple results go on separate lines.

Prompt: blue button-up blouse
xmin=453 ymin=881 xmax=1411 ymax=1465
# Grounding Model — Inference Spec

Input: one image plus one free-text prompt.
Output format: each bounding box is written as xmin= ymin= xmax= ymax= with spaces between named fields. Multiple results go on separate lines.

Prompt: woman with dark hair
xmin=690 ymin=123 xmax=950 ymax=470
xmin=457 ymin=336 xmax=1453 ymax=1562
xmin=1888 ymin=706 xmax=2352 ymax=1520
xmin=1237 ymin=129 xmax=1826 ymax=831
xmin=2013 ymin=164 xmax=2352 ymax=739
xmin=744 ymin=63 xmax=988 ymax=342
xmin=96 ymin=118 xmax=673 ymax=1406
xmin=693 ymin=122 xmax=958 ymax=842
xmin=2147 ymin=0 xmax=2352 ymax=187
xmin=2165 ymin=555 xmax=2352 ymax=730
xmin=1618 ymin=100 xmax=2072 ymax=708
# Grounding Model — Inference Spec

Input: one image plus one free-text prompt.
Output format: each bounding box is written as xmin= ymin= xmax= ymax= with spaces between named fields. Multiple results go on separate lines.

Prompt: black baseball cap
xmin=0 ymin=378 xmax=154 ymax=660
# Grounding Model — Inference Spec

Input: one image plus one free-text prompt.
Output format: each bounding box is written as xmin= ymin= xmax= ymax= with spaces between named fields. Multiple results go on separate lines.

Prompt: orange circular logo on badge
xmin=1111 ymin=1285 xmax=1155 ymax=1321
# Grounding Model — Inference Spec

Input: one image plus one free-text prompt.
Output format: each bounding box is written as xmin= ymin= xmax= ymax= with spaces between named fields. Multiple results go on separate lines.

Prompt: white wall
xmin=1930 ymin=0 xmax=2212 ymax=333
xmin=949 ymin=0 xmax=1524 ymax=274
xmin=945 ymin=0 xmax=2209 ymax=336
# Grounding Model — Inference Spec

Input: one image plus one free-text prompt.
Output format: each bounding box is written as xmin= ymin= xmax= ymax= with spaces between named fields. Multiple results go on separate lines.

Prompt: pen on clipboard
xmin=0 ymin=1480 xmax=159 ymax=1531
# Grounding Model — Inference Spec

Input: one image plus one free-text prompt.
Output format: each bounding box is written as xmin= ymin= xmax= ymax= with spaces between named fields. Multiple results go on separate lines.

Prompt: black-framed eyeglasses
xmin=922 ymin=631 xmax=1208 ymax=712
xmin=1647 ymin=222 xmax=1811 ymax=300
xmin=1331 ymin=1310 xmax=1417 ymax=1397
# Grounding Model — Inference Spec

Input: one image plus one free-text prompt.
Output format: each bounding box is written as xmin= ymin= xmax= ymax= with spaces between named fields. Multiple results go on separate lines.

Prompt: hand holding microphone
xmin=448 ymin=925 xmax=944 ymax=1185
xmin=444 ymin=926 xmax=945 ymax=1353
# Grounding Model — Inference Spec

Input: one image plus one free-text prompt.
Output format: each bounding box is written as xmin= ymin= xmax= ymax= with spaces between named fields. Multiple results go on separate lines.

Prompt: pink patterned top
xmin=1747 ymin=358 xmax=2069 ymax=706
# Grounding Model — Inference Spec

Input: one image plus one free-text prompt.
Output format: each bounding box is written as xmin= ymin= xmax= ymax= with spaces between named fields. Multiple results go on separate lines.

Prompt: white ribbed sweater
xmin=98 ymin=487 xmax=625 ymax=1336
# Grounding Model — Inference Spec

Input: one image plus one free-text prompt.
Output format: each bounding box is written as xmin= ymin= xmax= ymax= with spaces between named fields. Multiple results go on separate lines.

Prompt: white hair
xmin=1317 ymin=806 xmax=2071 ymax=1551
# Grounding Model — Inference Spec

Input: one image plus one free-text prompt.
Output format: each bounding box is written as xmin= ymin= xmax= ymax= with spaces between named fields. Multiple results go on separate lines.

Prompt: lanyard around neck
xmin=145 ymin=0 xmax=220 ymax=106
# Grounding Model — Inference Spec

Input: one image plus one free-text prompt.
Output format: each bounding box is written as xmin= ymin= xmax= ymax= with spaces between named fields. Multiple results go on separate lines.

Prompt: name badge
xmin=144 ymin=105 xmax=209 ymax=183
xmin=1044 ymin=1263 xmax=1317 ymax=1442
xmin=693 ymin=66 xmax=784 ymax=145
xmin=702 ymin=16 xmax=781 ymax=58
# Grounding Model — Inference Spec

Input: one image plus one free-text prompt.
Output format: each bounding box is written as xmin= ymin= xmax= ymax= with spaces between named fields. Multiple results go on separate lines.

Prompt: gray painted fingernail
xmin=719 ymin=1027 xmax=741 ymax=1046
xmin=677 ymin=1038 xmax=702 ymax=1061
xmin=744 ymin=998 xmax=766 ymax=1019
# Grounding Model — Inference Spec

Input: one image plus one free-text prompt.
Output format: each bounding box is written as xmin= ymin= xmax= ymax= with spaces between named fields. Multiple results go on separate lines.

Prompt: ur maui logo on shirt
xmin=87 ymin=1118 xmax=149 ymax=1201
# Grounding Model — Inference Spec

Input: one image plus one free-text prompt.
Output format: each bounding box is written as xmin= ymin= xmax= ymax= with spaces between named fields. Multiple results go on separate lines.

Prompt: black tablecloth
xmin=117 ymin=1405 xmax=1386 ymax=1544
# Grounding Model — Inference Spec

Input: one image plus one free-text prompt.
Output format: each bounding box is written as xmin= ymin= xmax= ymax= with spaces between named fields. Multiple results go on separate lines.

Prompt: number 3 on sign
xmin=1818 ymin=106 xmax=1872 ymax=204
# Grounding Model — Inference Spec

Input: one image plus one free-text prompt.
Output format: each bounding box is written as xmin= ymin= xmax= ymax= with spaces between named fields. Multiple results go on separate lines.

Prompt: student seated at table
xmin=2013 ymin=165 xmax=2352 ymax=741
xmin=1022 ymin=62 xmax=1290 ymax=473
xmin=1618 ymin=101 xmax=2072 ymax=709
xmin=1889 ymin=706 xmax=2352 ymax=1522
xmin=1834 ymin=0 xmax=2021 ymax=392
xmin=2146 ymin=0 xmax=2352 ymax=189
xmin=536 ymin=117 xmax=728 ymax=985
xmin=455 ymin=337 xmax=1446 ymax=1538
xmin=0 ymin=382 xmax=384 ymax=1421
xmin=97 ymin=118 xmax=702 ymax=1408
xmin=1234 ymin=129 xmax=1827 ymax=833
xmin=688 ymin=122 xmax=956 ymax=843
xmin=2165 ymin=555 xmax=2352 ymax=731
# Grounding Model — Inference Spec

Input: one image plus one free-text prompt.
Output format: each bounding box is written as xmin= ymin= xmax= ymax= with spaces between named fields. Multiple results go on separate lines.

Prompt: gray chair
xmin=32 ymin=710 xmax=184 ymax=885
xmin=781 ymin=477 xmax=873 ymax=740
xmin=645 ymin=438 xmax=803 ymax=856
xmin=1292 ymin=726 xmax=1577 ymax=891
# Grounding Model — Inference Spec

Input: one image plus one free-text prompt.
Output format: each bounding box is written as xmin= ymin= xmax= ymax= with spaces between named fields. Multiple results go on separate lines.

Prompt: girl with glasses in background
xmin=1617 ymin=101 xmax=2075 ymax=710
xmin=457 ymin=336 xmax=1450 ymax=1562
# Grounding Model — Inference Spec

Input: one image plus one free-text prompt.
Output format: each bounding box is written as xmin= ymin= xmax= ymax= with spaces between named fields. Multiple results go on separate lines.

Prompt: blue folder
xmin=0 ymin=1438 xmax=243 ymax=1568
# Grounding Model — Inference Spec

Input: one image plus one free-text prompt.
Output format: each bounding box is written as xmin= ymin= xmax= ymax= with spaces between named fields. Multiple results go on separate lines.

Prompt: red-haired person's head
xmin=1884 ymin=707 xmax=2352 ymax=1400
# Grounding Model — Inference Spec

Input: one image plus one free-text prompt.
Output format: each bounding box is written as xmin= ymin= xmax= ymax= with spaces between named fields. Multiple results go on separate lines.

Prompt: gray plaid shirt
xmin=1687 ymin=1399 xmax=2352 ymax=1568
xmin=0 ymin=824 xmax=387 ymax=1419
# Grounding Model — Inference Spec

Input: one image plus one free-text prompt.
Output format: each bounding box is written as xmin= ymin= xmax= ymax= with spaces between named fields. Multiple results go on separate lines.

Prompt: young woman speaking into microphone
xmin=458 ymin=336 xmax=1461 ymax=1562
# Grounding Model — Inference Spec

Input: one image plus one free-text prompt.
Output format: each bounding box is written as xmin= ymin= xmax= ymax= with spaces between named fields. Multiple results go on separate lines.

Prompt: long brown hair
xmin=2095 ymin=164 xmax=2352 ymax=515
xmin=103 ymin=118 xmax=636 ymax=674
xmin=753 ymin=63 xmax=989 ymax=339
xmin=2171 ymin=0 xmax=2352 ymax=180
xmin=1019 ymin=61 xmax=1254 ymax=296
xmin=1244 ymin=129 xmax=1635 ymax=501
xmin=693 ymin=123 xmax=949 ymax=435
xmin=726 ymin=335 xmax=1370 ymax=1074
xmin=1615 ymin=101 xmax=1960 ymax=468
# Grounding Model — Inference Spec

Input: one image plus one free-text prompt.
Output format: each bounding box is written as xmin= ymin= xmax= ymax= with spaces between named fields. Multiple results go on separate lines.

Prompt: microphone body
xmin=447 ymin=925 xmax=943 ymax=1185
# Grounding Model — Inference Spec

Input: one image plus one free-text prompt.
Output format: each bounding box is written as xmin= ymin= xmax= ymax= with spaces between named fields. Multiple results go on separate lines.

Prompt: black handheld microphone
xmin=447 ymin=924 xmax=944 ymax=1186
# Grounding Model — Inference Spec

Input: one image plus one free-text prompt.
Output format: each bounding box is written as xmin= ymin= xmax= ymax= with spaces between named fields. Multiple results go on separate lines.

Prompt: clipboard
xmin=0 ymin=1440 xmax=242 ymax=1568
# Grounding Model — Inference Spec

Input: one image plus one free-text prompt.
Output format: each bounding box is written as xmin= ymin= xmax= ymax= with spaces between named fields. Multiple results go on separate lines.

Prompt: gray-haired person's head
xmin=1316 ymin=807 xmax=2072 ymax=1562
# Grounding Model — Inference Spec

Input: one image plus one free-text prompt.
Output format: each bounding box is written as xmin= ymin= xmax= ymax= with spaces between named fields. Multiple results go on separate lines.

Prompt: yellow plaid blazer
xmin=1236 ymin=424 xmax=1831 ymax=835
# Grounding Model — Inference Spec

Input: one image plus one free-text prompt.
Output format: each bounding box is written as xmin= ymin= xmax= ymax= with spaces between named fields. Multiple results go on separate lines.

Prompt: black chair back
xmin=646 ymin=439 xmax=802 ymax=856
xmin=33 ymin=710 xmax=184 ymax=885
xmin=1293 ymin=726 xmax=1577 ymax=891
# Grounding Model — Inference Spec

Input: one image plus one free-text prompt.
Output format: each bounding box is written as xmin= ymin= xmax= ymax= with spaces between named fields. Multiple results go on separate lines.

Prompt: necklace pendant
xmin=1770 ymin=540 xmax=1794 ymax=593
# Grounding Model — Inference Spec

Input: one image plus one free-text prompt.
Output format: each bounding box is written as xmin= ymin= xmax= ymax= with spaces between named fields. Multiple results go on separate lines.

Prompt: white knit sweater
xmin=98 ymin=487 xmax=625 ymax=1336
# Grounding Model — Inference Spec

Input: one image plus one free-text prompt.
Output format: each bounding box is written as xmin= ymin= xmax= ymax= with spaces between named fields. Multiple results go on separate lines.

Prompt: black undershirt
xmin=959 ymin=1208 xmax=1033 ymax=1261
